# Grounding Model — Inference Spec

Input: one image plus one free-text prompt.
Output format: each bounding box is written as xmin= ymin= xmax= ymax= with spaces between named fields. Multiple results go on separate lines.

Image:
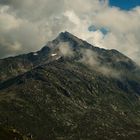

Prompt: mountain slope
xmin=0 ymin=126 xmax=32 ymax=140
xmin=0 ymin=32 xmax=140 ymax=140
xmin=0 ymin=44 xmax=51 ymax=83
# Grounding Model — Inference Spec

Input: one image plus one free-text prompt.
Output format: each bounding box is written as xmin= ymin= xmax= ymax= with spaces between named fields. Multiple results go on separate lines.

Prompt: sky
xmin=0 ymin=0 xmax=140 ymax=64
xmin=109 ymin=0 xmax=140 ymax=10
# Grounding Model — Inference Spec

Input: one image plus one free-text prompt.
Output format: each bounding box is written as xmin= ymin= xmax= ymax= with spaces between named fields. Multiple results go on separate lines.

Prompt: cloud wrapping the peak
xmin=58 ymin=42 xmax=74 ymax=57
xmin=0 ymin=0 xmax=140 ymax=64
xmin=80 ymin=49 xmax=120 ymax=78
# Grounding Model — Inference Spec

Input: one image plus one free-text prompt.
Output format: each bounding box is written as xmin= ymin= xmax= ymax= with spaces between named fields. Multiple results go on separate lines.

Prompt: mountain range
xmin=0 ymin=31 xmax=140 ymax=140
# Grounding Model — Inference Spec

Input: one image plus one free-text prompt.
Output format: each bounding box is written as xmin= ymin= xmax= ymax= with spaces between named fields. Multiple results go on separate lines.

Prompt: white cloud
xmin=80 ymin=49 xmax=120 ymax=77
xmin=58 ymin=42 xmax=74 ymax=57
xmin=0 ymin=6 xmax=20 ymax=31
xmin=0 ymin=0 xmax=140 ymax=65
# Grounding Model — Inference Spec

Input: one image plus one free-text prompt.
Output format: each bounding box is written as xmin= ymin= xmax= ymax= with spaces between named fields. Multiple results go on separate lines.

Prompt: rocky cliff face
xmin=0 ymin=32 xmax=140 ymax=140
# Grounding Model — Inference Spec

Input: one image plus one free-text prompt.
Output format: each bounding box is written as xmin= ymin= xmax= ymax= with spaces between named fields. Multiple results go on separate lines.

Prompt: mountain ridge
xmin=0 ymin=31 xmax=138 ymax=83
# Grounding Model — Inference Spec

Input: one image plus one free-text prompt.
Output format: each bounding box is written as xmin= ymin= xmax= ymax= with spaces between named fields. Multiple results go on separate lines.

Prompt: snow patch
xmin=51 ymin=53 xmax=57 ymax=56
xmin=33 ymin=52 xmax=38 ymax=56
xmin=56 ymin=56 xmax=61 ymax=60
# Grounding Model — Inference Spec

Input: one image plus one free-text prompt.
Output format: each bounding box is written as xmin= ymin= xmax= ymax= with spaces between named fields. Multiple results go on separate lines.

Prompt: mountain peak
xmin=58 ymin=31 xmax=74 ymax=37
xmin=45 ymin=31 xmax=84 ymax=49
xmin=56 ymin=31 xmax=77 ymax=41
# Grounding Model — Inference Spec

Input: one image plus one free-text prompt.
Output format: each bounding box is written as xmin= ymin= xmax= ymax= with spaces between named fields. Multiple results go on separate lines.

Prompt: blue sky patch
xmin=109 ymin=0 xmax=140 ymax=10
xmin=88 ymin=25 xmax=98 ymax=32
xmin=100 ymin=27 xmax=109 ymax=35
xmin=88 ymin=25 xmax=109 ymax=35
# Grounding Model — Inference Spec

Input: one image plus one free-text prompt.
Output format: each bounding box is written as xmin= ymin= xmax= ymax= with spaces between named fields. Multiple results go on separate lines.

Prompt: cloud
xmin=80 ymin=49 xmax=120 ymax=77
xmin=58 ymin=42 xmax=74 ymax=57
xmin=80 ymin=49 xmax=99 ymax=66
xmin=0 ymin=0 xmax=140 ymax=65
xmin=87 ymin=6 xmax=140 ymax=64
xmin=0 ymin=7 xmax=20 ymax=31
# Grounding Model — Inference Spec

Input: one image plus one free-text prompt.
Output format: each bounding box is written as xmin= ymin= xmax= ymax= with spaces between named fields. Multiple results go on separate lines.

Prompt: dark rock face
xmin=0 ymin=126 xmax=31 ymax=140
xmin=0 ymin=32 xmax=140 ymax=140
